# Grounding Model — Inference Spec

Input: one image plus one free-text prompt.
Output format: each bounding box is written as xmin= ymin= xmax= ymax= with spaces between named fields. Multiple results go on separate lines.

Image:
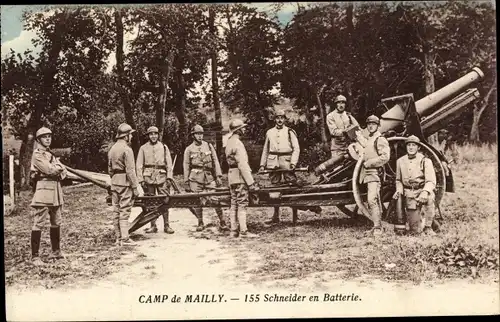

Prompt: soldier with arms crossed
xmin=108 ymin=123 xmax=144 ymax=246
xmin=183 ymin=124 xmax=227 ymax=232
xmin=393 ymin=135 xmax=437 ymax=236
xmin=136 ymin=126 xmax=175 ymax=234
xmin=225 ymin=119 xmax=259 ymax=238
xmin=357 ymin=115 xmax=390 ymax=237
xmin=29 ymin=127 xmax=68 ymax=265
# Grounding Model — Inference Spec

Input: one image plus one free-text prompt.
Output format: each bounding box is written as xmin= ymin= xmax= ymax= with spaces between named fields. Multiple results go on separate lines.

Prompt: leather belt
xmin=39 ymin=177 xmax=60 ymax=182
xmin=112 ymin=170 xmax=126 ymax=175
xmin=403 ymin=183 xmax=424 ymax=190
xmin=228 ymin=165 xmax=238 ymax=169
xmin=269 ymin=152 xmax=292 ymax=156
xmin=144 ymin=165 xmax=166 ymax=169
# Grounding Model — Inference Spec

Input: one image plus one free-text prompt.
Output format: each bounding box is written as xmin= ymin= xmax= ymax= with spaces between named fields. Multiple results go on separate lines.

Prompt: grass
xmin=221 ymin=143 xmax=499 ymax=285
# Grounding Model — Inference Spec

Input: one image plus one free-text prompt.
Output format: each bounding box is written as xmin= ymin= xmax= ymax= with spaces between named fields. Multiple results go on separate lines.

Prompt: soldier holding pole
xmin=108 ymin=123 xmax=144 ymax=246
xmin=136 ymin=126 xmax=175 ymax=234
xmin=29 ymin=127 xmax=68 ymax=265
xmin=183 ymin=124 xmax=227 ymax=232
xmin=393 ymin=135 xmax=437 ymax=236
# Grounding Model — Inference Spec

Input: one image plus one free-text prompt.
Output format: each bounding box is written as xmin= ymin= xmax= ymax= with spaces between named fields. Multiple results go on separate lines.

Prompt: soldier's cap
xmin=366 ymin=115 xmax=380 ymax=125
xmin=116 ymin=123 xmax=136 ymax=139
xmin=36 ymin=127 xmax=52 ymax=139
xmin=334 ymin=95 xmax=347 ymax=103
xmin=191 ymin=124 xmax=204 ymax=134
xmin=147 ymin=126 xmax=159 ymax=134
xmin=229 ymin=118 xmax=247 ymax=133
xmin=405 ymin=135 xmax=420 ymax=145
xmin=275 ymin=109 xmax=286 ymax=117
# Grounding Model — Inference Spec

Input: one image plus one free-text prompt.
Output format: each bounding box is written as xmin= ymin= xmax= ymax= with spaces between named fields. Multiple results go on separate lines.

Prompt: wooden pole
xmin=9 ymin=155 xmax=15 ymax=204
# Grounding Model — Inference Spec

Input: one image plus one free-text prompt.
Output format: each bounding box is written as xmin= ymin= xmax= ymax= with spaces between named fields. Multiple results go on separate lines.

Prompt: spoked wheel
xmin=352 ymin=137 xmax=447 ymax=224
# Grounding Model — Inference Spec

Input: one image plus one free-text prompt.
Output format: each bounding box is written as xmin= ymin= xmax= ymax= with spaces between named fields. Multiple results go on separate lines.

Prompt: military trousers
xmin=189 ymin=180 xmax=224 ymax=221
xmin=31 ymin=206 xmax=62 ymax=231
xmin=404 ymin=190 xmax=436 ymax=233
xmin=366 ymin=181 xmax=382 ymax=228
xmin=144 ymin=182 xmax=170 ymax=227
xmin=229 ymin=183 xmax=249 ymax=233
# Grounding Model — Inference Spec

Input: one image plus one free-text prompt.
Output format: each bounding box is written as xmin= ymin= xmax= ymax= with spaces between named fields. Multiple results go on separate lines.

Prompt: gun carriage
xmin=65 ymin=68 xmax=485 ymax=234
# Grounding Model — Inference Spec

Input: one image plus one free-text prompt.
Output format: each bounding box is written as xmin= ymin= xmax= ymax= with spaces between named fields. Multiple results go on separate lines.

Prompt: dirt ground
xmin=6 ymin=206 xmax=499 ymax=321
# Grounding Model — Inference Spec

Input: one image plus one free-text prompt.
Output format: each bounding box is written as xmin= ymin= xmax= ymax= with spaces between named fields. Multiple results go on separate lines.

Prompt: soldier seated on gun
xmin=259 ymin=108 xmax=321 ymax=225
xmin=393 ymin=135 xmax=437 ymax=236
xmin=326 ymin=95 xmax=360 ymax=160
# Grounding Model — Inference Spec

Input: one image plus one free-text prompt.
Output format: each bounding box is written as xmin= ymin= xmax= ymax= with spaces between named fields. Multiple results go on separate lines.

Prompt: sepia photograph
xmin=2 ymin=2 xmax=498 ymax=320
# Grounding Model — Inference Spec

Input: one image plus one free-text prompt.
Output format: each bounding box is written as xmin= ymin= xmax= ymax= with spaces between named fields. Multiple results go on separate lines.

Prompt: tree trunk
xmin=173 ymin=58 xmax=188 ymax=149
xmin=19 ymin=10 xmax=69 ymax=188
xmin=114 ymin=9 xmax=139 ymax=153
xmin=209 ymin=7 xmax=223 ymax=156
xmin=469 ymin=80 xmax=496 ymax=143
xmin=423 ymin=47 xmax=438 ymax=145
xmin=315 ymin=85 xmax=328 ymax=144
xmin=156 ymin=50 xmax=175 ymax=141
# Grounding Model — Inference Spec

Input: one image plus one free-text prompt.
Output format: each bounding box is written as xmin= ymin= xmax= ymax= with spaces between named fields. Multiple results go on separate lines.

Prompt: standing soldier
xmin=183 ymin=124 xmax=227 ymax=232
xmin=326 ymin=95 xmax=360 ymax=159
xmin=29 ymin=127 xmax=67 ymax=266
xmin=393 ymin=135 xmax=437 ymax=236
xmin=225 ymin=119 xmax=259 ymax=238
xmin=136 ymin=126 xmax=175 ymax=234
xmin=108 ymin=123 xmax=144 ymax=246
xmin=357 ymin=115 xmax=390 ymax=237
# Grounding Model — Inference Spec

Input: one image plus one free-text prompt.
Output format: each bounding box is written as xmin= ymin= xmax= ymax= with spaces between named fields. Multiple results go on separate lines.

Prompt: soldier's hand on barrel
xmin=184 ymin=181 xmax=192 ymax=192
xmin=135 ymin=184 xmax=145 ymax=197
xmin=417 ymin=191 xmax=429 ymax=204
xmin=258 ymin=166 xmax=265 ymax=173
xmin=290 ymin=164 xmax=296 ymax=170
xmin=215 ymin=177 xmax=222 ymax=187
xmin=392 ymin=191 xmax=400 ymax=200
xmin=249 ymin=183 xmax=260 ymax=191
xmin=355 ymin=130 xmax=364 ymax=141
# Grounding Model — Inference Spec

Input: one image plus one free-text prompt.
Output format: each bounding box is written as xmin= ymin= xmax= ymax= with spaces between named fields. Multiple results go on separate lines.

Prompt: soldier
xmin=225 ymin=119 xmax=259 ymax=238
xmin=108 ymin=123 xmax=144 ymax=246
xmin=357 ymin=115 xmax=390 ymax=237
xmin=29 ymin=127 xmax=68 ymax=266
xmin=183 ymin=124 xmax=227 ymax=232
xmin=326 ymin=95 xmax=360 ymax=159
xmin=136 ymin=126 xmax=175 ymax=234
xmin=259 ymin=109 xmax=320 ymax=224
xmin=393 ymin=135 xmax=437 ymax=236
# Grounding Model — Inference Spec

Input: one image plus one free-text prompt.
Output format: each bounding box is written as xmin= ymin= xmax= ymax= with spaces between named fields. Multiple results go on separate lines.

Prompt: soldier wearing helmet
xmin=183 ymin=124 xmax=227 ymax=232
xmin=136 ymin=125 xmax=175 ymax=234
xmin=357 ymin=115 xmax=390 ymax=237
xmin=29 ymin=127 xmax=68 ymax=266
xmin=225 ymin=119 xmax=259 ymax=238
xmin=326 ymin=94 xmax=360 ymax=159
xmin=108 ymin=123 xmax=144 ymax=246
xmin=393 ymin=135 xmax=437 ymax=236
xmin=259 ymin=108 xmax=321 ymax=224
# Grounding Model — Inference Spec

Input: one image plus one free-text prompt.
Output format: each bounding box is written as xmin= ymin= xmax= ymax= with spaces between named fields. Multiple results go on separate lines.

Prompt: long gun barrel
xmin=315 ymin=67 xmax=484 ymax=175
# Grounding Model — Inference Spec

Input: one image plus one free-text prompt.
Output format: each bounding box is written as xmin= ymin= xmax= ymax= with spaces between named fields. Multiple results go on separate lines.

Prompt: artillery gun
xmin=65 ymin=68 xmax=485 ymax=234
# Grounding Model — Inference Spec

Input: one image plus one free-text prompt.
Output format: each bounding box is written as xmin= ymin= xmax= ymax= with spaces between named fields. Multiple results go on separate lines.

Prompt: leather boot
xmin=120 ymin=219 xmax=137 ymax=246
xmin=114 ymin=220 xmax=121 ymax=243
xmin=31 ymin=230 xmax=44 ymax=265
xmin=265 ymin=207 xmax=280 ymax=225
xmin=49 ymin=227 xmax=64 ymax=259
xmin=216 ymin=208 xmax=228 ymax=230
xmin=145 ymin=220 xmax=158 ymax=233
xmin=163 ymin=212 xmax=175 ymax=234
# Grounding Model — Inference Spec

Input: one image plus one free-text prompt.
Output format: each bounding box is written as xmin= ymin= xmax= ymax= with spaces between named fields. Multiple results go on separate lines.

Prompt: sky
xmin=0 ymin=3 xmax=304 ymax=58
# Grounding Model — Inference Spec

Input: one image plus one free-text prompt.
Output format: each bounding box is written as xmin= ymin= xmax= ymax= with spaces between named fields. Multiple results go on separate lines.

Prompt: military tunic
xmin=225 ymin=133 xmax=255 ymax=233
xmin=395 ymin=152 xmax=437 ymax=231
xmin=260 ymin=125 xmax=299 ymax=184
xmin=30 ymin=146 xmax=67 ymax=230
xmin=326 ymin=110 xmax=359 ymax=158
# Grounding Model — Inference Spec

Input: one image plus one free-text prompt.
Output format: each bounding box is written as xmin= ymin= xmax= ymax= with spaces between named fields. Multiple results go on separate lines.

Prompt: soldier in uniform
xmin=136 ymin=126 xmax=175 ymax=234
xmin=108 ymin=123 xmax=144 ymax=246
xmin=183 ymin=124 xmax=227 ymax=232
xmin=225 ymin=119 xmax=259 ymax=238
xmin=357 ymin=115 xmax=390 ymax=236
xmin=393 ymin=135 xmax=437 ymax=236
xmin=259 ymin=109 xmax=320 ymax=224
xmin=326 ymin=95 xmax=360 ymax=159
xmin=29 ymin=127 xmax=68 ymax=265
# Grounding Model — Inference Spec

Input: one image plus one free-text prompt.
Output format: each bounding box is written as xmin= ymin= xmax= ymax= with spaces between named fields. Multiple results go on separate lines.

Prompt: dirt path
xmin=6 ymin=208 xmax=499 ymax=320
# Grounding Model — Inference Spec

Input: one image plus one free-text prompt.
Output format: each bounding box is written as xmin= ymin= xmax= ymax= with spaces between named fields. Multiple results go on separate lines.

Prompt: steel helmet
xmin=334 ymin=95 xmax=347 ymax=103
xmin=35 ymin=127 xmax=52 ymax=139
xmin=275 ymin=109 xmax=286 ymax=117
xmin=366 ymin=115 xmax=380 ymax=125
xmin=146 ymin=126 xmax=159 ymax=134
xmin=405 ymin=135 xmax=420 ymax=144
xmin=115 ymin=123 xmax=136 ymax=139
xmin=229 ymin=119 xmax=247 ymax=133
xmin=191 ymin=124 xmax=204 ymax=134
